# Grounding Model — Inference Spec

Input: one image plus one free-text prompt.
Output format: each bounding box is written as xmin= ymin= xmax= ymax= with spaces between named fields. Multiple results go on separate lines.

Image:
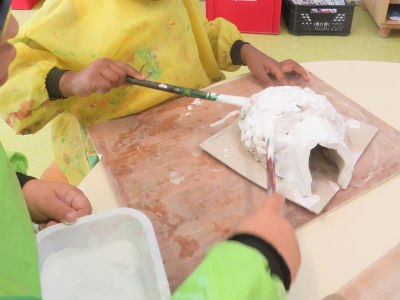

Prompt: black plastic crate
xmin=282 ymin=0 xmax=355 ymax=35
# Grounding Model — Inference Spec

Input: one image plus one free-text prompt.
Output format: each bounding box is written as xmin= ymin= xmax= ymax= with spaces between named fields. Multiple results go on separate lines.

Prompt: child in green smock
xmin=0 ymin=7 xmax=92 ymax=297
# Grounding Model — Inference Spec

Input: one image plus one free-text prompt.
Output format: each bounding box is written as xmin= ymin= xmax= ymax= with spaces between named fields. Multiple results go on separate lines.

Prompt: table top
xmin=80 ymin=61 xmax=400 ymax=299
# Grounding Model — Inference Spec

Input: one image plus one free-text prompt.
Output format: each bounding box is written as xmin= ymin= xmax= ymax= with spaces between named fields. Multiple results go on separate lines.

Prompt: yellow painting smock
xmin=0 ymin=0 xmax=242 ymax=184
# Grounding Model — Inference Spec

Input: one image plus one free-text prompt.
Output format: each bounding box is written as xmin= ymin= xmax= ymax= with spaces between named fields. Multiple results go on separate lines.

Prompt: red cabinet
xmin=11 ymin=0 xmax=40 ymax=10
xmin=206 ymin=0 xmax=282 ymax=34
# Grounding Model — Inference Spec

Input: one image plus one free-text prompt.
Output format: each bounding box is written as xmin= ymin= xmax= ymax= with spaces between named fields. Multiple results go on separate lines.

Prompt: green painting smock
xmin=172 ymin=241 xmax=287 ymax=300
xmin=0 ymin=143 xmax=41 ymax=299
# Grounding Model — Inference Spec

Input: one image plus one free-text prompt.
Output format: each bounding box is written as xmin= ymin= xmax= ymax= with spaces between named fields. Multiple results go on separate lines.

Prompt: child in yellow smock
xmin=0 ymin=0 xmax=308 ymax=184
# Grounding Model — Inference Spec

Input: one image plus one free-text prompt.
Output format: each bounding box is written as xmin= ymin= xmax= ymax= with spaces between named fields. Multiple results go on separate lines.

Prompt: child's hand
xmin=240 ymin=44 xmax=309 ymax=87
xmin=22 ymin=179 xmax=92 ymax=229
xmin=234 ymin=193 xmax=300 ymax=281
xmin=59 ymin=58 xmax=145 ymax=97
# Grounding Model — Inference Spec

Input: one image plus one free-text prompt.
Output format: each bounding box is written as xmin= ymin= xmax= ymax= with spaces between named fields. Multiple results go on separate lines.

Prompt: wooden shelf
xmin=363 ymin=0 xmax=400 ymax=37
xmin=385 ymin=20 xmax=400 ymax=27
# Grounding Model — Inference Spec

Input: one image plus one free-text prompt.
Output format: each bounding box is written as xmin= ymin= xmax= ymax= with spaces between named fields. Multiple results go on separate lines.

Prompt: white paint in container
xmin=37 ymin=208 xmax=170 ymax=300
xmin=41 ymin=241 xmax=146 ymax=300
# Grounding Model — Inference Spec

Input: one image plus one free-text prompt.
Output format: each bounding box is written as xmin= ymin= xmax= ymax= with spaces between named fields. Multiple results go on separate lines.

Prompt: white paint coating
xmin=169 ymin=171 xmax=185 ymax=185
xmin=187 ymin=105 xmax=192 ymax=111
xmin=41 ymin=240 xmax=148 ymax=300
xmin=239 ymin=86 xmax=357 ymax=206
xmin=223 ymin=148 xmax=230 ymax=158
xmin=346 ymin=118 xmax=361 ymax=128
xmin=328 ymin=180 xmax=340 ymax=192
xmin=209 ymin=110 xmax=240 ymax=128
xmin=217 ymin=94 xmax=249 ymax=107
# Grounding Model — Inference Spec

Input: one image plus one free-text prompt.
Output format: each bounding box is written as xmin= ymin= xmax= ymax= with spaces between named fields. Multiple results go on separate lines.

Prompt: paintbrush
xmin=266 ymin=127 xmax=276 ymax=195
xmin=125 ymin=76 xmax=249 ymax=107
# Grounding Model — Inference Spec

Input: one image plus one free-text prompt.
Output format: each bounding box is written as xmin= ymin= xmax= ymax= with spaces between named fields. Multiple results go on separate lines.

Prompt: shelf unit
xmin=362 ymin=0 xmax=400 ymax=37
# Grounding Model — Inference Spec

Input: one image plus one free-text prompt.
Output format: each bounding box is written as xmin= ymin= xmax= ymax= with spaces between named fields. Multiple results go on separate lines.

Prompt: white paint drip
xmin=209 ymin=110 xmax=240 ymax=128
xmin=158 ymin=84 xmax=168 ymax=89
xmin=223 ymin=148 xmax=230 ymax=158
xmin=351 ymin=173 xmax=373 ymax=188
xmin=191 ymin=149 xmax=202 ymax=158
xmin=41 ymin=240 xmax=148 ymax=300
xmin=187 ymin=105 xmax=192 ymax=111
xmin=169 ymin=171 xmax=185 ymax=185
xmin=191 ymin=99 xmax=203 ymax=106
xmin=217 ymin=94 xmax=249 ymax=107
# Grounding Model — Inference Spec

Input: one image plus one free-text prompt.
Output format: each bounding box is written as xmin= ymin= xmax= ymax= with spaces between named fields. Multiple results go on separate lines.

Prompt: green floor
xmin=1 ymin=5 xmax=399 ymax=178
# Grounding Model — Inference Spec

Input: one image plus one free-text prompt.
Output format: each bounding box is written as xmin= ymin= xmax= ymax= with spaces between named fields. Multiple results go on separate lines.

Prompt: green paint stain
xmin=118 ymin=89 xmax=129 ymax=97
xmin=110 ymin=97 xmax=119 ymax=105
xmin=60 ymin=137 xmax=65 ymax=144
xmin=91 ymin=53 xmax=97 ymax=59
xmin=134 ymin=48 xmax=161 ymax=80
xmin=52 ymin=49 xmax=77 ymax=58
xmin=186 ymin=25 xmax=191 ymax=32
xmin=13 ymin=37 xmax=29 ymax=44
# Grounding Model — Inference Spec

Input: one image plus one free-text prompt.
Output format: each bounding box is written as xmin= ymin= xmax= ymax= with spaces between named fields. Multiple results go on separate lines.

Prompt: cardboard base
xmin=201 ymin=119 xmax=378 ymax=214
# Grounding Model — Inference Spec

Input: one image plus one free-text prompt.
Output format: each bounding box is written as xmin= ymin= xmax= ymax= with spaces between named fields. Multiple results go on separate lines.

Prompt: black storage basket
xmin=282 ymin=0 xmax=355 ymax=35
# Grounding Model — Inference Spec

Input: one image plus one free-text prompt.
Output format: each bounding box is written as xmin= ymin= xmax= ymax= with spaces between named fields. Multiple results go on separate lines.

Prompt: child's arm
xmin=58 ymin=58 xmax=144 ymax=97
xmin=173 ymin=194 xmax=299 ymax=300
xmin=22 ymin=179 xmax=92 ymax=228
xmin=0 ymin=38 xmax=61 ymax=134
xmin=172 ymin=241 xmax=287 ymax=300
xmin=0 ymin=40 xmax=144 ymax=135
xmin=185 ymin=0 xmax=308 ymax=86
xmin=7 ymin=150 xmax=92 ymax=228
xmin=240 ymin=44 xmax=309 ymax=86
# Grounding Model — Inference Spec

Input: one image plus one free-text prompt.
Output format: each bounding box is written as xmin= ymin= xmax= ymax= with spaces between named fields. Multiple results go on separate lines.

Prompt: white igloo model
xmin=239 ymin=86 xmax=357 ymax=206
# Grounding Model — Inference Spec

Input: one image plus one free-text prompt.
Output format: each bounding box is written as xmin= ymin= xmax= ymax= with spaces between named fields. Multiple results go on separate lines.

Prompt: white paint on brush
xmin=209 ymin=110 xmax=240 ymax=128
xmin=217 ymin=94 xmax=249 ymax=107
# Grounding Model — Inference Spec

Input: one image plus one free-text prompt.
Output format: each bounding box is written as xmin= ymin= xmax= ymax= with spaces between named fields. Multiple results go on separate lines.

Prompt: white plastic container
xmin=37 ymin=208 xmax=171 ymax=300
